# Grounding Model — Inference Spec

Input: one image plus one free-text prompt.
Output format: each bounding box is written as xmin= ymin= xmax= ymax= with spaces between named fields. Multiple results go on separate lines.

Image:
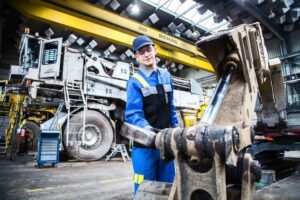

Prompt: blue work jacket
xmin=125 ymin=65 xmax=178 ymax=130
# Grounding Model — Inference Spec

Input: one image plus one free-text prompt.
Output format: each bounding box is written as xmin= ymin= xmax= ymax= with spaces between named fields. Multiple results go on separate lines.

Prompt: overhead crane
xmin=7 ymin=0 xmax=214 ymax=72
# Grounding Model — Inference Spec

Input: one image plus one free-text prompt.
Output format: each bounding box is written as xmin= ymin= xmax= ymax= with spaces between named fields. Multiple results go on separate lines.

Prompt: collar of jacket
xmin=139 ymin=65 xmax=157 ymax=78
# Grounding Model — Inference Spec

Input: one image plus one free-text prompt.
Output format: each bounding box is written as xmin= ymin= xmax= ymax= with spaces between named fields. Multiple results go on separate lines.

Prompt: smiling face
xmin=135 ymin=45 xmax=157 ymax=69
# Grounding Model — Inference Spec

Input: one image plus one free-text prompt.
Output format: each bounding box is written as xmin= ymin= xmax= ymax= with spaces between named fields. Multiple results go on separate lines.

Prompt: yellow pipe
xmin=5 ymin=94 xmax=25 ymax=151
xmin=8 ymin=0 xmax=214 ymax=72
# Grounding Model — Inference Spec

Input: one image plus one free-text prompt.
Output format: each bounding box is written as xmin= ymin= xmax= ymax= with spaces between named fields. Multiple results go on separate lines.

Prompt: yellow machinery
xmin=21 ymin=106 xmax=56 ymax=151
xmin=197 ymin=96 xmax=209 ymax=120
xmin=0 ymin=81 xmax=56 ymax=156
xmin=181 ymin=103 xmax=208 ymax=128
xmin=0 ymin=80 xmax=9 ymax=115
xmin=181 ymin=95 xmax=210 ymax=128
xmin=4 ymin=93 xmax=25 ymax=155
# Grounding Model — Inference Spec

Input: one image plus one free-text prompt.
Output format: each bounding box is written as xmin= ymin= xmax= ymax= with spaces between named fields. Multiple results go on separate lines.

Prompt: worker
xmin=125 ymin=35 xmax=178 ymax=193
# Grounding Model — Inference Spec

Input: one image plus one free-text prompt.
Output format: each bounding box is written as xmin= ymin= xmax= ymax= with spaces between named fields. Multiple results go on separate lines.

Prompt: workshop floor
xmin=0 ymin=154 xmax=133 ymax=200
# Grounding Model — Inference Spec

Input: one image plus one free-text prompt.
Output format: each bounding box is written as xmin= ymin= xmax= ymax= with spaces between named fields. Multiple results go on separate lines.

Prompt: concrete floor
xmin=0 ymin=154 xmax=133 ymax=200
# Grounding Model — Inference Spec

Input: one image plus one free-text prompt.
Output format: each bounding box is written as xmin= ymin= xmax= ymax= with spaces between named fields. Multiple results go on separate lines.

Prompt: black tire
xmin=63 ymin=110 xmax=114 ymax=161
xmin=25 ymin=121 xmax=40 ymax=151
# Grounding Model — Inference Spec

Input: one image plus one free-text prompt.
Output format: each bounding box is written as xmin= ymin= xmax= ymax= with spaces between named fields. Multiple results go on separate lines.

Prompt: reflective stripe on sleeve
xmin=133 ymin=73 xmax=149 ymax=87
xmin=133 ymin=173 xmax=144 ymax=184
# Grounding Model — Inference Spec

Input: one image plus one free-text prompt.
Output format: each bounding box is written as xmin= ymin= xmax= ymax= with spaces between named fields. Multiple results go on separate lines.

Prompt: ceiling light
xmin=132 ymin=1 xmax=140 ymax=15
xmin=44 ymin=27 xmax=54 ymax=38
xmin=86 ymin=48 xmax=92 ymax=53
xmin=192 ymin=30 xmax=200 ymax=39
xmin=64 ymin=34 xmax=78 ymax=47
xmin=109 ymin=0 xmax=120 ymax=11
xmin=177 ymin=23 xmax=186 ymax=33
xmin=168 ymin=22 xmax=177 ymax=32
xmin=76 ymin=37 xmax=85 ymax=46
xmin=88 ymin=40 xmax=98 ymax=49
xmin=85 ymin=40 xmax=98 ymax=53
xmin=104 ymin=50 xmax=110 ymax=57
xmin=178 ymin=64 xmax=184 ymax=70
xmin=108 ymin=44 xmax=116 ymax=53
xmin=184 ymin=29 xmax=193 ymax=38
xmin=149 ymin=13 xmax=159 ymax=24
xmin=125 ymin=49 xmax=134 ymax=58
xmin=120 ymin=53 xmax=126 ymax=60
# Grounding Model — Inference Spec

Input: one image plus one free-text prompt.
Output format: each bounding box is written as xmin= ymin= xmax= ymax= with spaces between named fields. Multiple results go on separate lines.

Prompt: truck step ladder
xmin=64 ymin=81 xmax=87 ymax=153
xmin=105 ymin=144 xmax=130 ymax=162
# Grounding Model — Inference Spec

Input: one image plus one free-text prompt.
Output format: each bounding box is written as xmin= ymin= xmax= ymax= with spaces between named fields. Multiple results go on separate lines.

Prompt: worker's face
xmin=135 ymin=45 xmax=156 ymax=68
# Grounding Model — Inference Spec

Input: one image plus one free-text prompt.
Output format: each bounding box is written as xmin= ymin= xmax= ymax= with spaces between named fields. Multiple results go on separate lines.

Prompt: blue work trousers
xmin=131 ymin=146 xmax=175 ymax=194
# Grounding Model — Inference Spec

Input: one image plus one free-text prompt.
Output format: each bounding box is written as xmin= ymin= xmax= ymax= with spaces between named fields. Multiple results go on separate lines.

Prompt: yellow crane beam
xmin=7 ymin=0 xmax=214 ymax=72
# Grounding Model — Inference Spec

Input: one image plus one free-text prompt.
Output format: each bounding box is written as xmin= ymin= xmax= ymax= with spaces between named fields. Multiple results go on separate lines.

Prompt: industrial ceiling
xmin=1 ymin=0 xmax=300 ymax=77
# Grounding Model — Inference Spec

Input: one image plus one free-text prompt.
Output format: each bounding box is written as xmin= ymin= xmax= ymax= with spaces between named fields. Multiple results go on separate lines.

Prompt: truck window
xmin=19 ymin=37 xmax=40 ymax=69
xmin=28 ymin=38 xmax=40 ymax=68
xmin=42 ymin=41 xmax=58 ymax=65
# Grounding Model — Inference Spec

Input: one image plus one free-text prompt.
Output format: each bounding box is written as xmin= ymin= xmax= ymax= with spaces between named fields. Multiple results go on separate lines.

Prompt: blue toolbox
xmin=36 ymin=130 xmax=60 ymax=167
xmin=36 ymin=102 xmax=64 ymax=167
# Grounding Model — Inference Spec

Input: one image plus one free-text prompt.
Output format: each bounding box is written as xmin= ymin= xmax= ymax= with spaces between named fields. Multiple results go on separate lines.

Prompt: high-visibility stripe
xmin=138 ymin=174 xmax=144 ymax=184
xmin=133 ymin=73 xmax=149 ymax=87
xmin=133 ymin=173 xmax=144 ymax=184
xmin=134 ymin=174 xmax=138 ymax=183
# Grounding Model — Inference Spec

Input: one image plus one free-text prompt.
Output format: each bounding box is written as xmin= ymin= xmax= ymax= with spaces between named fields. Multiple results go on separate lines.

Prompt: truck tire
xmin=25 ymin=121 xmax=40 ymax=151
xmin=63 ymin=110 xmax=114 ymax=161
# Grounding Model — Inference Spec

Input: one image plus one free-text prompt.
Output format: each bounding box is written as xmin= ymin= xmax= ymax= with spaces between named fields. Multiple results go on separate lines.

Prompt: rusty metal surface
xmin=156 ymin=126 xmax=239 ymax=200
xmin=196 ymin=23 xmax=271 ymax=151
xmin=129 ymin=23 xmax=275 ymax=200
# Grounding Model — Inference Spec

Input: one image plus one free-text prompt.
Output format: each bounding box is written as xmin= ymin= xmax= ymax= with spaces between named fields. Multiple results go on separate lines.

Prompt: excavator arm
xmin=121 ymin=23 xmax=286 ymax=200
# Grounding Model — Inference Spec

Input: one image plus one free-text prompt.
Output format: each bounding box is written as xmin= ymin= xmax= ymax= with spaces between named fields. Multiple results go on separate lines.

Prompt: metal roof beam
xmin=233 ymin=0 xmax=285 ymax=41
xmin=141 ymin=0 xmax=210 ymax=33
xmin=155 ymin=0 xmax=172 ymax=11
xmin=7 ymin=0 xmax=214 ymax=72
xmin=175 ymin=3 xmax=200 ymax=20
xmin=40 ymin=0 xmax=204 ymax=57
